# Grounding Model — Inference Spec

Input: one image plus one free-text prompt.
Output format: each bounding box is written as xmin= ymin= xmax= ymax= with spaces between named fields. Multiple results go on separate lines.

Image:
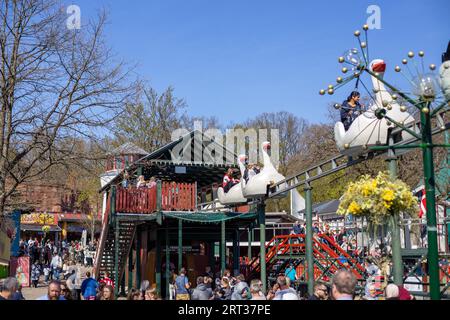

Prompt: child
xmin=31 ymin=261 xmax=41 ymax=288
xmin=43 ymin=264 xmax=51 ymax=284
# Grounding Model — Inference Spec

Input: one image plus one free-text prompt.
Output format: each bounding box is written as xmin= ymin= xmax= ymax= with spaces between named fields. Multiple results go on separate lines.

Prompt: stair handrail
xmin=247 ymin=233 xmax=366 ymax=280
xmin=319 ymin=233 xmax=366 ymax=274
xmin=93 ymin=194 xmax=111 ymax=278
xmin=312 ymin=236 xmax=362 ymax=279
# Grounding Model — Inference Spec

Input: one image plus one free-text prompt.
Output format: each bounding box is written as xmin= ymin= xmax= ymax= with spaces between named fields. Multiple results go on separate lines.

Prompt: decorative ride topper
xmin=320 ymin=26 xmax=448 ymax=156
xmin=336 ymin=171 xmax=418 ymax=226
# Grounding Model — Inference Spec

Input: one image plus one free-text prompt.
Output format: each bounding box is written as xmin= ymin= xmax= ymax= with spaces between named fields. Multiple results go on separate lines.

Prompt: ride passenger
xmin=340 ymin=91 xmax=363 ymax=131
xmin=147 ymin=176 xmax=157 ymax=188
xmin=243 ymin=163 xmax=261 ymax=183
xmin=136 ymin=175 xmax=146 ymax=188
xmin=223 ymin=168 xmax=240 ymax=193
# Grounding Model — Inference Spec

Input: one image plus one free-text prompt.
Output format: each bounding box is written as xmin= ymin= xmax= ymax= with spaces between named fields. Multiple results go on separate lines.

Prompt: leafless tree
xmin=242 ymin=111 xmax=309 ymax=174
xmin=239 ymin=111 xmax=308 ymax=211
xmin=0 ymin=0 xmax=136 ymax=216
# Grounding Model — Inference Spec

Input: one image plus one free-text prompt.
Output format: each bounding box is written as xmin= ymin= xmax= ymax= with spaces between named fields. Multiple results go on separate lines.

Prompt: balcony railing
xmin=161 ymin=182 xmax=196 ymax=211
xmin=116 ymin=186 xmax=157 ymax=214
xmin=115 ymin=182 xmax=196 ymax=214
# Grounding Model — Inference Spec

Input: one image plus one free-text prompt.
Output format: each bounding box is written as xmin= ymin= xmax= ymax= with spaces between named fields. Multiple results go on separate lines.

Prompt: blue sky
xmin=70 ymin=0 xmax=449 ymax=126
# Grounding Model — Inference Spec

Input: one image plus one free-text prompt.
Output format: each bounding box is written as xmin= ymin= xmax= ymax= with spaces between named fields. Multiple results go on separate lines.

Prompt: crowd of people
xmin=0 ymin=271 xmax=119 ymax=300
xmin=19 ymin=237 xmax=97 ymax=266
xmin=0 ymin=222 xmax=421 ymax=302
xmin=18 ymin=237 xmax=98 ymax=288
xmin=116 ymin=265 xmax=414 ymax=301
xmin=0 ymin=261 xmax=420 ymax=301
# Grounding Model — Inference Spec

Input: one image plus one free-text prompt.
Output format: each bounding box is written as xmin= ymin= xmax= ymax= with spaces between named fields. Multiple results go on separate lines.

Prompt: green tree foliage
xmin=113 ymin=86 xmax=187 ymax=153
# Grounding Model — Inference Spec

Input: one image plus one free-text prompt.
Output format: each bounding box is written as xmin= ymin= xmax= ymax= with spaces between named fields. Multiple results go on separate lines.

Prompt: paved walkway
xmin=22 ymin=285 xmax=48 ymax=300
xmin=21 ymin=265 xmax=92 ymax=300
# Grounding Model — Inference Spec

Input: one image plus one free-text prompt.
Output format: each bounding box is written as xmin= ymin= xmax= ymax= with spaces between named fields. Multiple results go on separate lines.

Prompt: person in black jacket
xmin=340 ymin=91 xmax=363 ymax=130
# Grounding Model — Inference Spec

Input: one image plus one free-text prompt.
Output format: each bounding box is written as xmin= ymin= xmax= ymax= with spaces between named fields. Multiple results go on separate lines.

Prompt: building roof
xmin=298 ymin=199 xmax=341 ymax=220
xmin=100 ymin=130 xmax=239 ymax=192
xmin=109 ymin=142 xmax=149 ymax=156
xmin=265 ymin=212 xmax=301 ymax=223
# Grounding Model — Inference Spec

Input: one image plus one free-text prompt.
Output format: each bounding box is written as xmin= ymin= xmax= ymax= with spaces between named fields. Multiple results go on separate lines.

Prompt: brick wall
xmin=15 ymin=183 xmax=84 ymax=213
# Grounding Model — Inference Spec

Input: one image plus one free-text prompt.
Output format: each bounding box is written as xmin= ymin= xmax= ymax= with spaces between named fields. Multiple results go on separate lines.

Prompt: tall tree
xmin=0 ymin=1 xmax=135 ymax=216
xmin=113 ymin=85 xmax=187 ymax=152
xmin=242 ymin=111 xmax=308 ymax=174
xmin=239 ymin=111 xmax=308 ymax=212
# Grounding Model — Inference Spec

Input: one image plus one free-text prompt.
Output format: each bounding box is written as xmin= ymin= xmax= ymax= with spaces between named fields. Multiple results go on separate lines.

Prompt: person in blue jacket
xmin=81 ymin=271 xmax=98 ymax=300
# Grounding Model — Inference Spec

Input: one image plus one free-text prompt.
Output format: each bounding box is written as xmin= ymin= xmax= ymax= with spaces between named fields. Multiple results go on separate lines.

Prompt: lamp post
xmin=366 ymin=67 xmax=448 ymax=300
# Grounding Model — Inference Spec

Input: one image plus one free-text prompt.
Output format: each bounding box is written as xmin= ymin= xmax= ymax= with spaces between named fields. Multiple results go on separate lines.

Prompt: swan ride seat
xmin=241 ymin=142 xmax=288 ymax=200
xmin=334 ymin=59 xmax=416 ymax=156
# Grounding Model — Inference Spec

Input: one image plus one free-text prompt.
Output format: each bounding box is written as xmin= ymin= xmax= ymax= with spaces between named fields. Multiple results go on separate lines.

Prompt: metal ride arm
xmin=268 ymin=108 xmax=449 ymax=199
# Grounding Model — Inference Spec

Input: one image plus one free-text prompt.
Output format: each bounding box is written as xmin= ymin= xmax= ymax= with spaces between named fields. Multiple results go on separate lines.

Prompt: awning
xmin=21 ymin=224 xmax=62 ymax=232
xmin=162 ymin=211 xmax=257 ymax=223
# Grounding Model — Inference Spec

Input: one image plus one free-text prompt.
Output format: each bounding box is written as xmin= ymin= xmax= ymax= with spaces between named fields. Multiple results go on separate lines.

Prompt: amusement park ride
xmin=217 ymin=142 xmax=287 ymax=205
xmin=95 ymin=26 xmax=449 ymax=300
xmin=211 ymin=26 xmax=450 ymax=299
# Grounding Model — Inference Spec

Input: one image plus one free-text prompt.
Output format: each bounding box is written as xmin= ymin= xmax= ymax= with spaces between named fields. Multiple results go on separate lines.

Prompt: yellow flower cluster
xmin=42 ymin=225 xmax=51 ymax=233
xmin=337 ymin=172 xmax=418 ymax=225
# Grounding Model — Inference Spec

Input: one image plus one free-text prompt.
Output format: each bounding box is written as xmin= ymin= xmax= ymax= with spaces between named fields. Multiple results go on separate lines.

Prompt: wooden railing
xmin=115 ymin=182 xmax=196 ymax=214
xmin=116 ymin=186 xmax=157 ymax=214
xmin=161 ymin=182 xmax=196 ymax=211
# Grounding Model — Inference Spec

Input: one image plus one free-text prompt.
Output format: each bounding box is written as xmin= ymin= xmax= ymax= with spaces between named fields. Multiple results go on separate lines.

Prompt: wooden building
xmin=95 ymin=131 xmax=269 ymax=298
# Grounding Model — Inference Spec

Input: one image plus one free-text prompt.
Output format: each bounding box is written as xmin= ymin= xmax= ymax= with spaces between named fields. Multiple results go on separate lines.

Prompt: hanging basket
xmin=337 ymin=172 xmax=418 ymax=226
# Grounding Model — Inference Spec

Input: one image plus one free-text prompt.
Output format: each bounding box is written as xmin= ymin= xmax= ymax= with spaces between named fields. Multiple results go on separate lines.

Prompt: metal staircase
xmin=93 ymin=195 xmax=137 ymax=289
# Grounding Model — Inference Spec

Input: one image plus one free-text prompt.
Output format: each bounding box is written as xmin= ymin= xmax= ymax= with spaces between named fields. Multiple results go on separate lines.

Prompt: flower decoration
xmin=337 ymin=172 xmax=418 ymax=225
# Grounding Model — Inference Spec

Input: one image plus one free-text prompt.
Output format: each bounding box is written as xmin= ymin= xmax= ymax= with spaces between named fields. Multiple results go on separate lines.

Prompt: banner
xmin=10 ymin=210 xmax=21 ymax=257
xmin=20 ymin=213 xmax=58 ymax=225
xmin=0 ymin=230 xmax=11 ymax=266
xmin=9 ymin=256 xmax=30 ymax=287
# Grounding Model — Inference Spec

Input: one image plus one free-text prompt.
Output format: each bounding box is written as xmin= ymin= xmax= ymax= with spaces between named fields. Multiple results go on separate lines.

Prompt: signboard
xmin=0 ymin=230 xmax=11 ymax=266
xmin=404 ymin=276 xmax=423 ymax=293
xmin=67 ymin=225 xmax=87 ymax=233
xmin=9 ymin=256 xmax=30 ymax=287
xmin=163 ymin=245 xmax=200 ymax=253
xmin=344 ymin=214 xmax=354 ymax=227
xmin=58 ymin=213 xmax=102 ymax=220
xmin=10 ymin=210 xmax=21 ymax=257
xmin=20 ymin=213 xmax=58 ymax=225
xmin=175 ymin=166 xmax=187 ymax=174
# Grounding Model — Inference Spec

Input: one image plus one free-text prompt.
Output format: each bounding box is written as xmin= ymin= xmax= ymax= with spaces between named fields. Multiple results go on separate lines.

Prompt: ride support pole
xmin=135 ymin=227 xmax=141 ymax=288
xmin=178 ymin=219 xmax=182 ymax=272
xmin=387 ymin=138 xmax=403 ymax=286
xmin=304 ymin=185 xmax=314 ymax=297
xmin=421 ymin=105 xmax=440 ymax=300
xmin=128 ymin=235 xmax=133 ymax=291
xmin=258 ymin=203 xmax=267 ymax=294
xmin=155 ymin=229 xmax=162 ymax=296
xmin=248 ymin=227 xmax=252 ymax=261
xmin=165 ymin=227 xmax=170 ymax=300
xmin=221 ymin=220 xmax=226 ymax=274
